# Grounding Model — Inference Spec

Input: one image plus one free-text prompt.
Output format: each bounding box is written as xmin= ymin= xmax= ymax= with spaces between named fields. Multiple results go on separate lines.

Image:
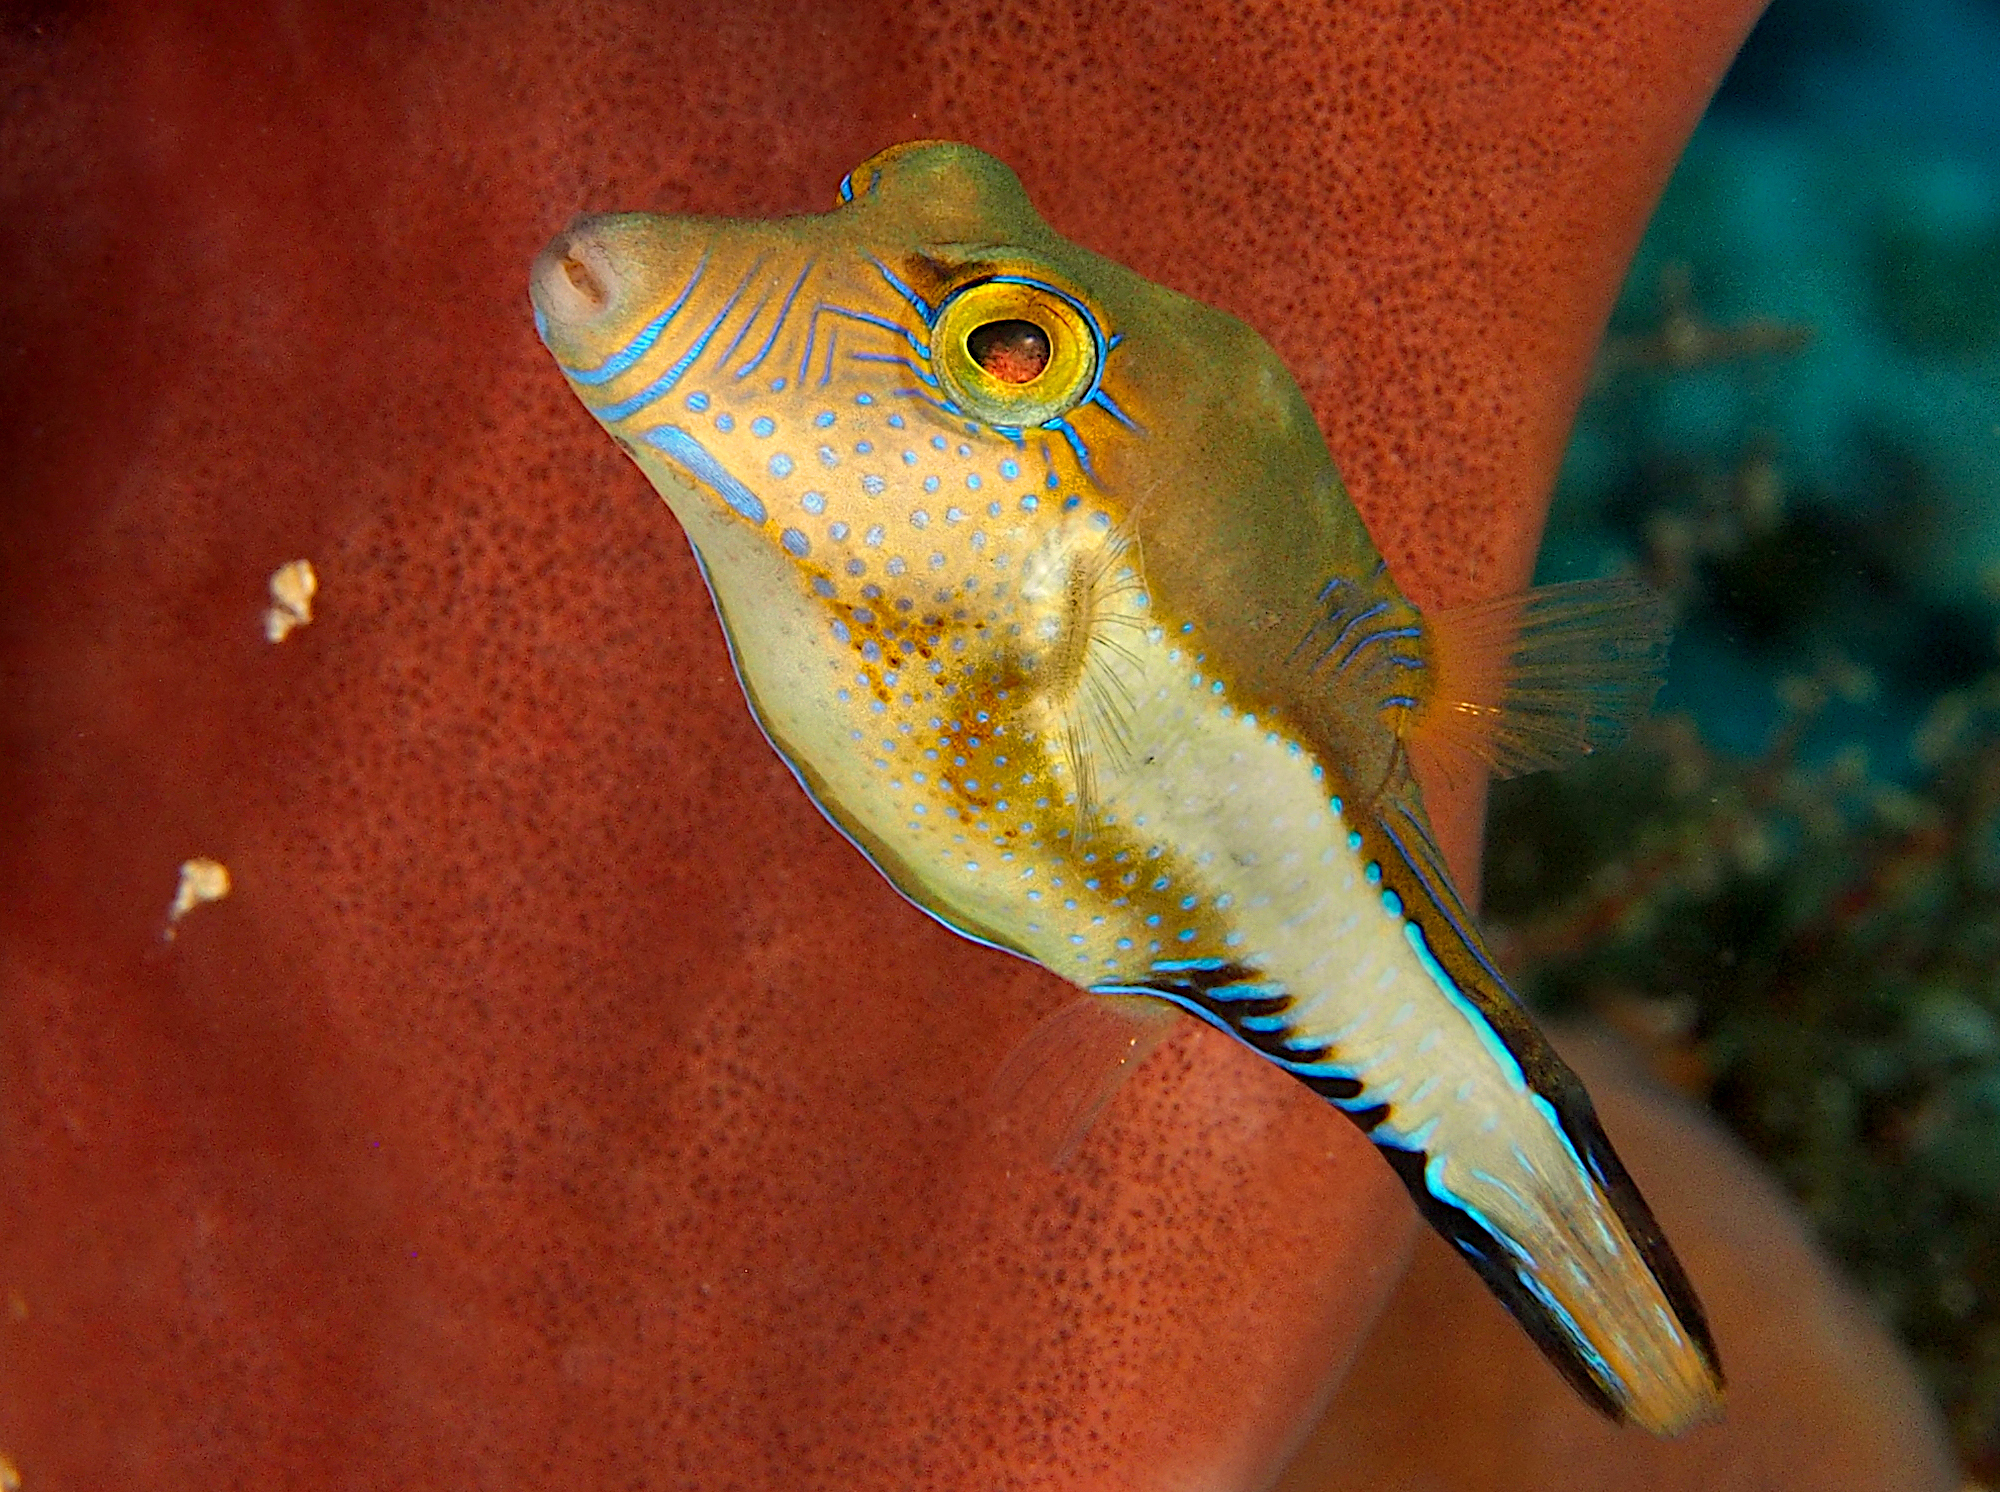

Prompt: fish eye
xmin=932 ymin=277 xmax=1103 ymax=429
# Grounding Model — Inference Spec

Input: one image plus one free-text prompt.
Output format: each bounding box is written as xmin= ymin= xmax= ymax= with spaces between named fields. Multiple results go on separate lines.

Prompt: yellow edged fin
xmin=1407 ymin=577 xmax=1670 ymax=782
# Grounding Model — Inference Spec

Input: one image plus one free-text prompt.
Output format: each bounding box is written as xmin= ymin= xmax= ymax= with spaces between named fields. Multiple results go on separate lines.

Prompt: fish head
xmin=530 ymin=138 xmax=1184 ymax=499
xmin=529 ymin=142 xmax=1381 ymax=898
xmin=530 ymin=139 xmax=1349 ymax=642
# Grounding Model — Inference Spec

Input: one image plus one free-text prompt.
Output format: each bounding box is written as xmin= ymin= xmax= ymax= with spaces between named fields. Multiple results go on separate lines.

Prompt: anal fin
xmin=986 ymin=993 xmax=1182 ymax=1167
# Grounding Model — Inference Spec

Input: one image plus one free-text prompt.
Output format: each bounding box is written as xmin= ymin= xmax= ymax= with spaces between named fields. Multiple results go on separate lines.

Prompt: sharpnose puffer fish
xmin=530 ymin=141 xmax=1723 ymax=1435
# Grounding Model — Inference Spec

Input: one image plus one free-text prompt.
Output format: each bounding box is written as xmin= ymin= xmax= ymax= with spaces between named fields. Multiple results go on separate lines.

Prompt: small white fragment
xmin=164 ymin=857 xmax=231 ymax=941
xmin=263 ymin=558 xmax=318 ymax=642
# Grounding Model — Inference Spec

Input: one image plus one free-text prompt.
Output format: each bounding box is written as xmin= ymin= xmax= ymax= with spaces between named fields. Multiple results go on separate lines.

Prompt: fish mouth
xmin=529 ymin=215 xmax=625 ymax=339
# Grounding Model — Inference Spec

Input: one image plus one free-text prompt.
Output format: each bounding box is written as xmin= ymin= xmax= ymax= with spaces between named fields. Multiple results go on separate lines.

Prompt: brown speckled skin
xmin=0 ymin=2 xmax=1827 ymax=1488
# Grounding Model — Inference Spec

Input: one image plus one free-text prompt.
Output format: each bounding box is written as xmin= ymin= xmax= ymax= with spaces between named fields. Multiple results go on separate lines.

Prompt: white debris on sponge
xmin=264 ymin=558 xmax=317 ymax=642
xmin=164 ymin=857 xmax=231 ymax=941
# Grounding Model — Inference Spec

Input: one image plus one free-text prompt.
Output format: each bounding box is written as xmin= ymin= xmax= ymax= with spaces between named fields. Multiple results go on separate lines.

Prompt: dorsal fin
xmin=1406 ymin=577 xmax=1670 ymax=784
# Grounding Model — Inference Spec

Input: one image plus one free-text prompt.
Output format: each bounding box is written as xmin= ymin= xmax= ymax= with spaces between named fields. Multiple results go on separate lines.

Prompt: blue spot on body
xmin=1021 ymin=494 xmax=1039 ymax=512
xmin=966 ymin=474 xmax=982 ymax=490
xmin=1001 ymin=459 xmax=1020 ymax=479
xmin=781 ymin=528 xmax=810 ymax=557
xmin=769 ymin=453 xmax=795 ymax=477
xmin=815 ymin=410 xmax=836 ymax=428
xmin=686 ymin=392 xmax=710 ymax=412
xmin=752 ymin=416 xmax=776 ymax=437
xmin=802 ymin=491 xmax=826 ymax=514
xmin=862 ymin=475 xmax=886 ymax=495
xmin=715 ymin=413 xmax=735 ymax=432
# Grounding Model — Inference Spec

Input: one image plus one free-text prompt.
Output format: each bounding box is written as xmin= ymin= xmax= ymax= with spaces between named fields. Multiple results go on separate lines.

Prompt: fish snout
xmin=530 ymin=215 xmax=628 ymax=341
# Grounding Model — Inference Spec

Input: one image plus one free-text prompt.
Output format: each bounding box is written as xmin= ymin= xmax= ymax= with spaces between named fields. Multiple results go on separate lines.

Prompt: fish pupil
xmin=966 ymin=319 xmax=1051 ymax=384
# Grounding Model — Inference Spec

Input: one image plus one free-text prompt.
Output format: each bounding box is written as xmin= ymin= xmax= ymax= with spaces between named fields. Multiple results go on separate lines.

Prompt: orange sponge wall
xmin=2 ymin=3 xmax=1762 ymax=1489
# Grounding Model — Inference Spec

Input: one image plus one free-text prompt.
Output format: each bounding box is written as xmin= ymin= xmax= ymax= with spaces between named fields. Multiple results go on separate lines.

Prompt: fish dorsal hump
xmin=836 ymin=141 xmax=1046 ymax=244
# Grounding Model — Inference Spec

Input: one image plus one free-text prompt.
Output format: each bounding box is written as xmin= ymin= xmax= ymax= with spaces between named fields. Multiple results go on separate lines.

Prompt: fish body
xmin=530 ymin=141 xmax=1723 ymax=1434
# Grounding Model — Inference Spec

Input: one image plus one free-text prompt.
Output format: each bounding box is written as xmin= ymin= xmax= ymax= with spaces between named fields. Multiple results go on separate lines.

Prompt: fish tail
xmin=1111 ymin=949 xmax=1724 ymax=1433
xmin=1378 ymin=1077 xmax=1724 ymax=1436
xmin=1335 ymin=796 xmax=1725 ymax=1432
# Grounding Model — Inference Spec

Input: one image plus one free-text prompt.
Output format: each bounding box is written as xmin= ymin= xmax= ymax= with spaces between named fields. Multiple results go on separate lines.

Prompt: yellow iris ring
xmin=932 ymin=278 xmax=1100 ymax=429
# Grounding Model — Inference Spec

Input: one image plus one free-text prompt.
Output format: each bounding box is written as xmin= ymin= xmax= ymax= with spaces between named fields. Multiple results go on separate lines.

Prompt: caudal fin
xmin=1380 ymin=1085 xmax=1724 ymax=1436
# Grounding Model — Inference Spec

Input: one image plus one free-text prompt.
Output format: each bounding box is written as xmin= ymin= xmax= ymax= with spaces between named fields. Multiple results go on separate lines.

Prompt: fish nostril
xmin=561 ymin=251 xmax=605 ymax=303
